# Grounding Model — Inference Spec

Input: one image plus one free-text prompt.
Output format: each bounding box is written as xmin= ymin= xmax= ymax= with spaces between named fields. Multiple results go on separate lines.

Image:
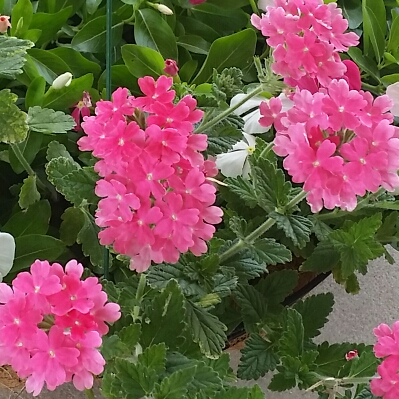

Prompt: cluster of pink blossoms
xmin=259 ymin=78 xmax=399 ymax=212
xmin=251 ymin=0 xmax=359 ymax=88
xmin=79 ymin=76 xmax=223 ymax=272
xmin=0 ymin=259 xmax=120 ymax=396
xmin=370 ymin=322 xmax=399 ymax=399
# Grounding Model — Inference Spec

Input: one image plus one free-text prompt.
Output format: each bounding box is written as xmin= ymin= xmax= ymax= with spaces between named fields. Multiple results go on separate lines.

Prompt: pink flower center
xmin=49 ymin=350 xmax=55 ymax=358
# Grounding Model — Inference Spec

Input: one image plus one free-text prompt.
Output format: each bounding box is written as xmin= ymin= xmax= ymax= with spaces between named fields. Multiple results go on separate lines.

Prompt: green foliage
xmin=0 ymin=35 xmax=33 ymax=79
xmin=27 ymin=107 xmax=75 ymax=133
xmin=18 ymin=175 xmax=40 ymax=209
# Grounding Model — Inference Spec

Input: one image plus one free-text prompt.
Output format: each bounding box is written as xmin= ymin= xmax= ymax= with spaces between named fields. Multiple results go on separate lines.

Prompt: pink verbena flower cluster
xmin=371 ymin=322 xmax=399 ymax=399
xmin=251 ymin=0 xmax=359 ymax=87
xmin=260 ymin=78 xmax=399 ymax=212
xmin=78 ymin=76 xmax=223 ymax=272
xmin=0 ymin=259 xmax=120 ymax=396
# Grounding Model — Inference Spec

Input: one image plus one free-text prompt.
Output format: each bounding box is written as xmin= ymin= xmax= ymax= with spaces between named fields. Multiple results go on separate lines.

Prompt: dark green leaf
xmin=59 ymin=207 xmax=85 ymax=246
xmin=113 ymin=358 xmax=147 ymax=398
xmin=355 ymin=387 xmax=379 ymax=399
xmin=46 ymin=141 xmax=75 ymax=162
xmin=9 ymin=131 xmax=43 ymax=174
xmin=139 ymin=343 xmax=167 ymax=375
xmin=348 ymin=351 xmax=378 ymax=378
xmin=154 ymin=366 xmax=196 ymax=399
xmin=362 ymin=0 xmax=386 ymax=61
xmin=341 ymin=0 xmax=363 ymax=29
xmin=268 ymin=372 xmax=296 ymax=391
xmin=278 ymin=308 xmax=304 ymax=358
xmin=238 ymin=334 xmax=279 ymax=380
xmin=224 ymin=176 xmax=258 ymax=208
xmin=177 ymin=35 xmax=210 ymax=56
xmin=18 ymin=175 xmax=40 ymax=209
xmin=25 ymin=76 xmax=46 ymax=108
xmin=251 ymin=238 xmax=292 ymax=266
xmin=192 ymin=29 xmax=256 ymax=84
xmin=348 ymin=47 xmax=380 ymax=82
xmin=134 ymin=8 xmax=178 ymax=60
xmin=300 ymin=240 xmax=340 ymax=273
xmin=118 ymin=324 xmax=141 ymax=352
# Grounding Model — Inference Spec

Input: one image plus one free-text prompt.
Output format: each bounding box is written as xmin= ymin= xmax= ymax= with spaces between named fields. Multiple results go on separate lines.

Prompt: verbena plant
xmin=1 ymin=0 xmax=399 ymax=398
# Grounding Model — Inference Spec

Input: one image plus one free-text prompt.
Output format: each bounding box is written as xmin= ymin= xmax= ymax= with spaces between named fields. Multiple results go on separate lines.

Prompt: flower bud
xmin=155 ymin=4 xmax=173 ymax=15
xmin=189 ymin=0 xmax=206 ymax=4
xmin=52 ymin=72 xmax=73 ymax=89
xmin=163 ymin=59 xmax=179 ymax=76
xmin=0 ymin=232 xmax=15 ymax=281
xmin=0 ymin=15 xmax=11 ymax=34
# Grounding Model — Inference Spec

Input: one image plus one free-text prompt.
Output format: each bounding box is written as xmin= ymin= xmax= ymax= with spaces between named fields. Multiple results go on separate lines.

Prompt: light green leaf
xmin=185 ymin=300 xmax=227 ymax=358
xmin=46 ymin=141 xmax=76 ymax=163
xmin=10 ymin=0 xmax=33 ymax=37
xmin=278 ymin=308 xmax=304 ymax=358
xmin=18 ymin=175 xmax=40 ymax=209
xmin=27 ymin=106 xmax=75 ymax=134
xmin=13 ymin=234 xmax=66 ymax=273
xmin=192 ymin=29 xmax=256 ymax=84
xmin=122 ymin=44 xmax=165 ymax=79
xmin=134 ymin=8 xmax=178 ymax=60
xmin=86 ymin=0 xmax=103 ymax=14
xmin=292 ymin=293 xmax=334 ymax=339
xmin=2 ymin=200 xmax=51 ymax=237
xmin=0 ymin=35 xmax=33 ymax=79
xmin=25 ymin=76 xmax=46 ymax=108
xmin=271 ymin=213 xmax=313 ymax=249
xmin=238 ymin=334 xmax=279 ymax=380
xmin=0 ymin=89 xmax=28 ymax=143
xmin=388 ymin=11 xmax=399 ymax=52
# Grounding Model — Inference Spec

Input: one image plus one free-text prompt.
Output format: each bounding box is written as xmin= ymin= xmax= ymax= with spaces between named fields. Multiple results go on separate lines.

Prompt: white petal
xmin=258 ymin=0 xmax=275 ymax=11
xmin=0 ymin=232 xmax=15 ymax=281
xmin=52 ymin=72 xmax=73 ymax=89
xmin=230 ymin=94 xmax=266 ymax=116
xmin=242 ymin=160 xmax=252 ymax=178
xmin=386 ymin=82 xmax=399 ymax=117
xmin=216 ymin=150 xmax=248 ymax=178
xmin=242 ymin=132 xmax=257 ymax=147
xmin=278 ymin=92 xmax=294 ymax=112
xmin=232 ymin=139 xmax=249 ymax=151
xmin=243 ymin=109 xmax=270 ymax=134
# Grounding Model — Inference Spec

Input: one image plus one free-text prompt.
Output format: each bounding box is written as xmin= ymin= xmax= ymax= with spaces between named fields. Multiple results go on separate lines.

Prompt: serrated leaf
xmin=271 ymin=212 xmax=313 ymax=249
xmin=46 ymin=141 xmax=76 ymax=162
xmin=238 ymin=334 xmax=279 ymax=380
xmin=18 ymin=175 xmax=40 ymax=209
xmin=355 ymin=387 xmax=379 ymax=399
xmin=154 ymin=366 xmax=197 ymax=399
xmin=188 ymin=361 xmax=223 ymax=395
xmin=235 ymin=284 xmax=268 ymax=333
xmin=118 ymin=324 xmax=141 ymax=352
xmin=224 ymin=176 xmax=259 ymax=208
xmin=0 ymin=35 xmax=33 ymax=79
xmin=252 ymin=238 xmax=292 ymax=266
xmin=0 ymin=89 xmax=28 ymax=144
xmin=348 ymin=351 xmax=378 ymax=378
xmin=185 ymin=300 xmax=227 ymax=358
xmin=141 ymin=280 xmax=186 ymax=350
xmin=248 ymin=385 xmax=265 ymax=399
xmin=226 ymin=250 xmax=267 ymax=281
xmin=278 ymin=308 xmax=304 ymax=358
xmin=27 ymin=106 xmax=75 ymax=134
xmin=114 ymin=358 xmax=149 ymax=398
xmin=292 ymin=293 xmax=334 ymax=338
xmin=268 ymin=372 xmax=296 ymax=391
xmin=229 ymin=216 xmax=247 ymax=240
xmin=300 ymin=240 xmax=340 ymax=273
xmin=255 ymin=269 xmax=298 ymax=306
xmin=139 ymin=343 xmax=166 ymax=375
xmin=214 ymin=387 xmax=251 ymax=399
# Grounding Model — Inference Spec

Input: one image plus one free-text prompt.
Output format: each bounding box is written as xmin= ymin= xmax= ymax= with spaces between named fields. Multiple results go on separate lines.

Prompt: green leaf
xmin=177 ymin=35 xmax=210 ymax=56
xmin=9 ymin=131 xmax=43 ymax=174
xmin=348 ymin=47 xmax=380 ymax=82
xmin=341 ymin=0 xmax=363 ymax=29
xmin=362 ymin=0 xmax=386 ymax=61
xmin=292 ymin=293 xmax=334 ymax=339
xmin=214 ymin=387 xmax=251 ymax=399
xmin=13 ymin=234 xmax=66 ymax=273
xmin=388 ymin=12 xmax=399 ymax=52
xmin=348 ymin=351 xmax=378 ymax=378
xmin=330 ymin=213 xmax=384 ymax=279
xmin=224 ymin=176 xmax=258 ymax=208
xmin=60 ymin=207 xmax=85 ymax=246
xmin=122 ymin=44 xmax=165 ymax=79
xmin=248 ymin=385 xmax=265 ymax=399
xmin=46 ymin=159 xmax=98 ymax=206
xmin=2 ymin=200 xmax=51 ymax=237
xmin=188 ymin=360 xmax=223 ymax=395
xmin=86 ymin=0 xmax=102 ymax=14
xmin=27 ymin=48 xmax=72 ymax=85
xmin=355 ymin=387 xmax=379 ymax=399
xmin=278 ymin=308 xmax=304 ymax=358
xmin=255 ymin=269 xmax=298 ymax=306
xmin=98 ymin=65 xmax=141 ymax=95
xmin=268 ymin=371 xmax=296 ymax=391
xmin=114 ymin=358 xmax=146 ymax=398
xmin=25 ymin=76 xmax=46 ymax=108
xmin=10 ymin=0 xmax=33 ymax=36
xmin=0 ymin=35 xmax=33 ymax=79
xmin=27 ymin=106 xmax=75 ymax=134
xmin=238 ymin=334 xmax=279 ymax=380
xmin=0 ymin=89 xmax=28 ymax=143
xmin=46 ymin=141 xmax=76 ymax=163
xmin=134 ymin=8 xmax=178 ymax=60
xmin=192 ymin=29 xmax=256 ymax=84
xmin=141 ymin=280 xmax=186 ymax=350
xmin=30 ymin=7 xmax=73 ymax=47
xmin=118 ymin=324 xmax=141 ymax=352
xmin=139 ymin=343 xmax=167 ymax=375
xmin=225 ymin=250 xmax=267 ymax=281
xmin=185 ymin=300 xmax=227 ymax=358
xmin=251 ymin=238 xmax=292 ymax=266
xmin=42 ymin=73 xmax=94 ymax=111
xmin=49 ymin=47 xmax=102 ymax=79
xmin=71 ymin=14 xmax=124 ymax=53
xmin=235 ymin=284 xmax=268 ymax=332
xmin=300 ymin=240 xmax=340 ymax=273
xmin=18 ymin=175 xmax=40 ymax=209
xmin=271 ymin=213 xmax=313 ymax=249
xmin=154 ymin=366 xmax=197 ymax=399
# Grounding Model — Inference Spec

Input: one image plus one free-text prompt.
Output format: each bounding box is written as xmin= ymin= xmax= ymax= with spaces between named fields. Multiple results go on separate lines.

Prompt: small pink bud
xmin=345 ymin=350 xmax=358 ymax=361
xmin=164 ymin=59 xmax=179 ymax=76
xmin=0 ymin=15 xmax=11 ymax=33
xmin=189 ymin=0 xmax=206 ymax=4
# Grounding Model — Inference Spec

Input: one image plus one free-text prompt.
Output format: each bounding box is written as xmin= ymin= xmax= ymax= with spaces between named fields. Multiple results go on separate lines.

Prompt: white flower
xmin=156 ymin=4 xmax=173 ymax=15
xmin=258 ymin=0 xmax=275 ymax=11
xmin=231 ymin=92 xmax=293 ymax=134
xmin=215 ymin=133 xmax=257 ymax=178
xmin=386 ymin=82 xmax=399 ymax=117
xmin=0 ymin=232 xmax=15 ymax=281
xmin=52 ymin=72 xmax=73 ymax=89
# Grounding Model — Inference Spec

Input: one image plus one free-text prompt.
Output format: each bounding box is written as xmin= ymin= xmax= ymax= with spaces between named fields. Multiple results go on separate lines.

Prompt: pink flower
xmin=189 ymin=0 xmax=206 ymax=4
xmin=164 ymin=59 xmax=179 ymax=76
xmin=342 ymin=60 xmax=361 ymax=91
xmin=371 ymin=356 xmax=399 ymax=399
xmin=71 ymin=91 xmax=91 ymax=131
xmin=0 ymin=15 xmax=11 ymax=33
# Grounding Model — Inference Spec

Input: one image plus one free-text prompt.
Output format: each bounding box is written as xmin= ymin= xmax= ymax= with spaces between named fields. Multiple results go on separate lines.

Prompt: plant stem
xmin=194 ymin=85 xmax=265 ymax=134
xmin=132 ymin=273 xmax=146 ymax=322
xmin=10 ymin=143 xmax=47 ymax=191
xmin=248 ymin=0 xmax=259 ymax=14
xmin=219 ymin=190 xmax=308 ymax=263
xmin=85 ymin=388 xmax=95 ymax=399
